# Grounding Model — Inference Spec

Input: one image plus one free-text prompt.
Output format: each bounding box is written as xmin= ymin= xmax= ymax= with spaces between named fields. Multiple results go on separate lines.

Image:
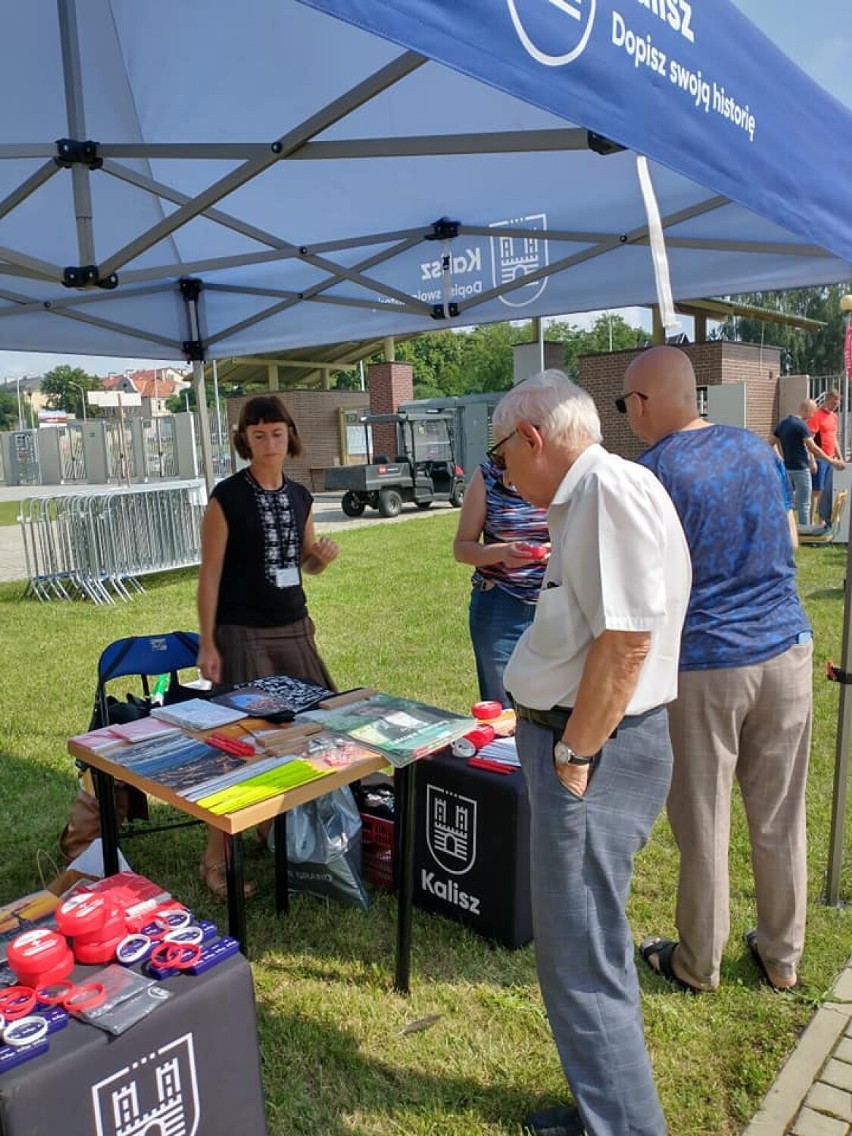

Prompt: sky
xmin=0 ymin=2 xmax=848 ymax=385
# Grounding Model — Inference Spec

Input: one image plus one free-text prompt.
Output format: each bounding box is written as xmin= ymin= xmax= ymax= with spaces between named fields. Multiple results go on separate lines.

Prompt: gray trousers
xmin=517 ymin=709 xmax=672 ymax=1136
xmin=667 ymin=641 xmax=812 ymax=987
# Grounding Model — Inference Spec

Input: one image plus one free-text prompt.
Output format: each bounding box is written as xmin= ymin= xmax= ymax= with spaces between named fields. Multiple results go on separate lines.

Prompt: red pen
xmin=467 ymin=756 xmax=514 ymax=775
xmin=206 ymin=732 xmax=255 ymax=756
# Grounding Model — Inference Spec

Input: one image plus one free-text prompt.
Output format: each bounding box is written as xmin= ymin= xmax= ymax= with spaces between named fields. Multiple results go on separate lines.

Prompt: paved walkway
xmin=744 ymin=963 xmax=852 ymax=1135
xmin=1 ymin=484 xmax=851 ymax=1134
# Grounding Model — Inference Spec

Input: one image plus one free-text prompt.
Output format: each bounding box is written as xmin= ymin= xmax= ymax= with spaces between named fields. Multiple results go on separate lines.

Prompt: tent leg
xmin=826 ymin=540 xmax=852 ymax=905
xmin=192 ymin=360 xmax=216 ymax=492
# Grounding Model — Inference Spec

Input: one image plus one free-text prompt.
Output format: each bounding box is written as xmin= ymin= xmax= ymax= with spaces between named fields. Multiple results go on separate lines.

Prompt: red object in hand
xmin=516 ymin=541 xmax=547 ymax=560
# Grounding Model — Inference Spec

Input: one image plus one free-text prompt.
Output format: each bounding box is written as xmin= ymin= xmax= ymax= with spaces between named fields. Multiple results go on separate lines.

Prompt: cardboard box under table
xmin=413 ymin=751 xmax=532 ymax=949
xmin=0 ymin=953 xmax=266 ymax=1136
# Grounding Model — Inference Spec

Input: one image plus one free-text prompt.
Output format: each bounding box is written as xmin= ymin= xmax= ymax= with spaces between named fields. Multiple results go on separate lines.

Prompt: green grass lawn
xmin=0 ymin=500 xmax=22 ymax=526
xmin=0 ymin=513 xmax=850 ymax=1135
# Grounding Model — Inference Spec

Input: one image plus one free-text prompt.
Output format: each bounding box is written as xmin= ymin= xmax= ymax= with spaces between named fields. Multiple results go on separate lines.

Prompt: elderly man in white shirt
xmin=490 ymin=370 xmax=691 ymax=1136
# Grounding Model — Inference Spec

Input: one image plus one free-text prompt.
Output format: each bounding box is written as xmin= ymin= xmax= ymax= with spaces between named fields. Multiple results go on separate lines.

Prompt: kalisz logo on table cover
xmin=91 ymin=1033 xmax=200 ymax=1136
xmin=490 ymin=213 xmax=549 ymax=307
xmin=426 ymin=785 xmax=478 ymax=875
xmin=507 ymin=0 xmax=597 ymax=66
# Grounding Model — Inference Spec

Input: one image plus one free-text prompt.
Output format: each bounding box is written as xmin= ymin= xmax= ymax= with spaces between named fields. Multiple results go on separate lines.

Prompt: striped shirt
xmin=472 ymin=461 xmax=549 ymax=601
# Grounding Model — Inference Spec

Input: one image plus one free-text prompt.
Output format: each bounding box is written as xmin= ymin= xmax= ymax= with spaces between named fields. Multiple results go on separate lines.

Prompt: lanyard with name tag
xmin=274 ymin=566 xmax=300 ymax=589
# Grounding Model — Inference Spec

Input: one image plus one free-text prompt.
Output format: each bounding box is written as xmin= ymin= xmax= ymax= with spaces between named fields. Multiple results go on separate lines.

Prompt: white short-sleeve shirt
xmin=504 ymin=444 xmax=692 ymax=715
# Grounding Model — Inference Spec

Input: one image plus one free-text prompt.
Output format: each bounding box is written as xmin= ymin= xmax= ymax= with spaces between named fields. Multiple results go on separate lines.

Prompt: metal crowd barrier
xmin=19 ymin=482 xmax=206 ymax=603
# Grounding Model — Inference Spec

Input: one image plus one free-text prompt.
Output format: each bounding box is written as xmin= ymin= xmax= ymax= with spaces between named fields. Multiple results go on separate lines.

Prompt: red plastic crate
xmin=360 ymin=812 xmax=395 ymax=890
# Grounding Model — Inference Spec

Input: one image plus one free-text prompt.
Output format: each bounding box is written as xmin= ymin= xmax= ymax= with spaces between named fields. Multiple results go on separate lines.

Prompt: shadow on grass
xmin=0 ymin=751 xmax=80 ymax=898
xmin=806 ymin=586 xmax=846 ymax=600
xmin=255 ymin=1004 xmax=552 ymax=1136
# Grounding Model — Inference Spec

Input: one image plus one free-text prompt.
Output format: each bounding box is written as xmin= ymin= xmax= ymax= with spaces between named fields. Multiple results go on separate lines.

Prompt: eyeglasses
xmin=486 ymin=428 xmax=518 ymax=471
xmin=614 ymin=391 xmax=649 ymax=414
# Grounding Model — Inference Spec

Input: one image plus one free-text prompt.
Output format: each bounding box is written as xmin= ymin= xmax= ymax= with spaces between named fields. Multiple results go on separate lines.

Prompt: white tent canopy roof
xmin=0 ymin=0 xmax=850 ymax=362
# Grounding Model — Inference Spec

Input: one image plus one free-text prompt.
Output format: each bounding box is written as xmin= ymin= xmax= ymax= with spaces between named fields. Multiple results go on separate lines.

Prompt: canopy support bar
xmin=99 ymin=51 xmax=426 ymax=279
xmin=57 ymin=0 xmax=96 ymax=268
xmin=206 ymin=234 xmax=425 ymax=347
xmin=181 ymin=278 xmax=216 ymax=493
xmin=0 ymin=162 xmax=60 ymax=223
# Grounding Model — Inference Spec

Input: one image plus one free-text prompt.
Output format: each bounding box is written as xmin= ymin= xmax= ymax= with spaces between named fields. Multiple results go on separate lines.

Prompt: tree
xmin=357 ymin=314 xmax=650 ymax=399
xmin=40 ymin=364 xmax=102 ymax=418
xmin=0 ymin=389 xmax=17 ymax=430
xmin=548 ymin=313 xmax=651 ymax=376
xmin=715 ymin=285 xmax=852 ymax=376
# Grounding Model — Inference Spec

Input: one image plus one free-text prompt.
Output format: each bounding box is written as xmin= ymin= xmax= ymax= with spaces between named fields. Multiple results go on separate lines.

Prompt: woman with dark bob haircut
xmin=196 ymin=394 xmax=339 ymax=898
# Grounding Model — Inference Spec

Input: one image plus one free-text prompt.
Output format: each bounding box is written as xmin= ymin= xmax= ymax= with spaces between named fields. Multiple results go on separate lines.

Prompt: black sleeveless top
xmin=211 ymin=469 xmax=312 ymax=628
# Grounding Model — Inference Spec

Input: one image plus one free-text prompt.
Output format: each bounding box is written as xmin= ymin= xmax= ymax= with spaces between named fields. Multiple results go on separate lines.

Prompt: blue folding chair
xmin=62 ymin=632 xmax=204 ymax=858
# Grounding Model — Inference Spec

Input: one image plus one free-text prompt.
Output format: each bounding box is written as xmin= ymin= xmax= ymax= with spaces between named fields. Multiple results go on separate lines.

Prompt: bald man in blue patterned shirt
xmin=621 ymin=346 xmax=812 ymax=996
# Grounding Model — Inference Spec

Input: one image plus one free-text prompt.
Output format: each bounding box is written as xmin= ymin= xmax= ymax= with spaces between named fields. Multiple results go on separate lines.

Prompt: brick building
xmin=579 ymin=340 xmax=783 ymax=459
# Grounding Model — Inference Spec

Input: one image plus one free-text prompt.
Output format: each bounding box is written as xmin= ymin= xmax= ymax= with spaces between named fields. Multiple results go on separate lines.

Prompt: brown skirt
xmin=215 ymin=617 xmax=336 ymax=691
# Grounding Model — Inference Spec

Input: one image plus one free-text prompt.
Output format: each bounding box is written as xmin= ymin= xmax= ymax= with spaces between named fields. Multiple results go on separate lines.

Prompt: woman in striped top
xmin=453 ymin=458 xmax=549 ymax=706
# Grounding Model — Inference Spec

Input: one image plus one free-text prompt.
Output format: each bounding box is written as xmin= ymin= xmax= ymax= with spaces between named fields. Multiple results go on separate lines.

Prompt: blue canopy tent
xmin=0 ymin=1 xmax=850 ymax=888
xmin=0 ymin=2 xmax=850 ymax=363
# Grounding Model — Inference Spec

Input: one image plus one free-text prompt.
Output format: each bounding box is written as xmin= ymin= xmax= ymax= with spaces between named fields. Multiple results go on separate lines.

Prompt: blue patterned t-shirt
xmin=638 ymin=424 xmax=810 ymax=670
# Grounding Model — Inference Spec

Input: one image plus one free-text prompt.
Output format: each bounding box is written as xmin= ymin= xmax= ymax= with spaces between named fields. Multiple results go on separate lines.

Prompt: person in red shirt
xmin=807 ymin=390 xmax=844 ymax=522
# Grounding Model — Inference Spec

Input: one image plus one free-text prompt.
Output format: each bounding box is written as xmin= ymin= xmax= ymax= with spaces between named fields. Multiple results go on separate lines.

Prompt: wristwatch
xmin=553 ymin=741 xmax=594 ymax=767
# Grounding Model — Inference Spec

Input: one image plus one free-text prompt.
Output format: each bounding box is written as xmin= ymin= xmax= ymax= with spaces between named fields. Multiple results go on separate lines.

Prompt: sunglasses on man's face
xmin=614 ymin=391 xmax=649 ymax=414
xmin=486 ymin=428 xmax=518 ymax=471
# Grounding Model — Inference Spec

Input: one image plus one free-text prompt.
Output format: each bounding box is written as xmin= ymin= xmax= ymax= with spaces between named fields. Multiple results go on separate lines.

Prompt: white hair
xmin=492 ymin=369 xmax=602 ymax=449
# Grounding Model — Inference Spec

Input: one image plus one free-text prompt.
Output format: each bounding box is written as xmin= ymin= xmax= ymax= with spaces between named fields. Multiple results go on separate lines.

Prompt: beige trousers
xmin=667 ymin=641 xmax=812 ymax=987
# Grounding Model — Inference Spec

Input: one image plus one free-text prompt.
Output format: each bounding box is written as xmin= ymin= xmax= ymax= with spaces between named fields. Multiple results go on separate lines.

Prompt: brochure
xmin=150 ymin=698 xmax=247 ymax=731
xmin=196 ymin=758 xmax=332 ymax=815
xmin=213 ymin=674 xmax=334 ymax=720
xmin=302 ymin=693 xmax=476 ymax=767
xmin=68 ymin=725 xmax=125 ymax=754
xmin=108 ymin=717 xmax=181 ymax=743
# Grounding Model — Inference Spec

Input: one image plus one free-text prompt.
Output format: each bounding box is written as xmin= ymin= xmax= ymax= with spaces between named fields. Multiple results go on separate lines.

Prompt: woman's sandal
xmin=744 ymin=930 xmax=802 ymax=992
xmin=639 ymin=936 xmax=705 ymax=995
xmin=199 ymin=857 xmax=257 ymax=901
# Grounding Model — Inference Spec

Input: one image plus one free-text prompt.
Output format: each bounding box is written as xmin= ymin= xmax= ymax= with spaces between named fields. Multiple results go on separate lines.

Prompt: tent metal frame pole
xmin=99 ymin=52 xmax=425 ymax=279
xmin=206 ymin=235 xmax=424 ymax=348
xmin=192 ymin=359 xmax=216 ymax=493
xmin=57 ymin=0 xmax=96 ymax=266
xmin=827 ymin=310 xmax=852 ymax=905
xmin=0 ymin=162 xmax=59 ymax=223
xmin=0 ymin=282 xmax=180 ymax=350
xmin=826 ymin=555 xmax=852 ymax=905
xmin=181 ymin=280 xmax=216 ymax=493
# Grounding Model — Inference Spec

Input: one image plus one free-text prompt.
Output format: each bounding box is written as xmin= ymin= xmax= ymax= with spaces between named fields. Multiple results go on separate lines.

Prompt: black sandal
xmin=639 ymin=936 xmax=704 ymax=995
xmin=744 ymin=930 xmax=802 ymax=992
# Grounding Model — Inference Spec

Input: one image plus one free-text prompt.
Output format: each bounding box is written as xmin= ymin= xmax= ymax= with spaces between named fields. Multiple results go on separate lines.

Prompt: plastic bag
xmin=269 ymin=787 xmax=369 ymax=909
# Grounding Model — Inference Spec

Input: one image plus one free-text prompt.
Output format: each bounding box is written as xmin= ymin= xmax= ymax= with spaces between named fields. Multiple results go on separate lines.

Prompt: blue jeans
xmin=469 ymin=585 xmax=536 ymax=706
xmin=787 ymin=468 xmax=811 ymax=527
xmin=517 ymin=709 xmax=672 ymax=1135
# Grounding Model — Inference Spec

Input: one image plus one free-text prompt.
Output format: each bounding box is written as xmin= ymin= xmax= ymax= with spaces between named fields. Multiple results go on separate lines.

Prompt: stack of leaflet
xmin=475 ymin=735 xmax=520 ymax=768
xmin=102 ymin=732 xmax=335 ymax=817
xmin=302 ymin=692 xmax=476 ymax=767
xmin=213 ymin=674 xmax=334 ymax=720
xmin=149 ymin=698 xmax=247 ymax=731
xmin=104 ymin=734 xmax=239 ymax=788
xmin=69 ymin=718 xmax=181 ymax=754
xmin=191 ymin=759 xmax=331 ymax=815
